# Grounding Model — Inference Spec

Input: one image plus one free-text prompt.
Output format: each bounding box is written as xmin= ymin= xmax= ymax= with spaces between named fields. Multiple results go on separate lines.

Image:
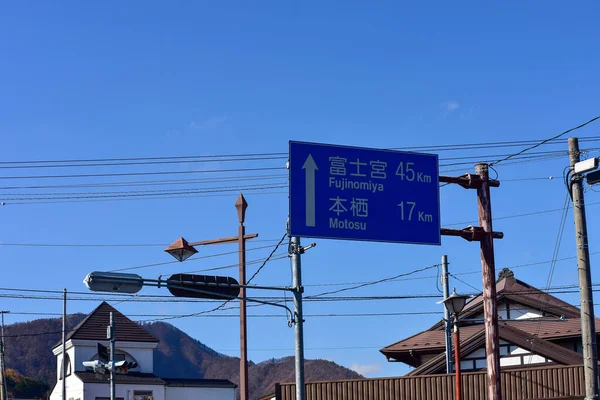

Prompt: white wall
xmin=459 ymin=343 xmax=552 ymax=370
xmin=83 ymin=383 xmax=165 ymax=400
xmin=55 ymin=347 xmax=76 ymax=380
xmin=510 ymin=306 xmax=542 ymax=320
xmin=499 ymin=345 xmax=550 ymax=367
xmin=479 ymin=303 xmax=542 ymax=321
xmin=71 ymin=340 xmax=156 ymax=374
xmin=49 ymin=374 xmax=85 ymax=400
xmin=165 ymin=386 xmax=236 ymax=400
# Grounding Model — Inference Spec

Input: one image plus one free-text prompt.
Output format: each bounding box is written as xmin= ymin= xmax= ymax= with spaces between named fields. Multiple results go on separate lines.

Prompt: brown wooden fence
xmin=275 ymin=364 xmax=587 ymax=400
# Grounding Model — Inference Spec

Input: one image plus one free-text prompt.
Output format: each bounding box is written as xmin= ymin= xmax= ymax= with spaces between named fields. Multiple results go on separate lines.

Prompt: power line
xmin=4 ymin=190 xmax=288 ymax=206
xmin=0 ymin=156 xmax=287 ymax=170
xmin=110 ymin=251 xmax=289 ymax=274
xmin=490 ymin=115 xmax=600 ymax=166
xmin=1 ymin=149 xmax=574 ymax=171
xmin=443 ymin=201 xmax=600 ymax=227
xmin=6 ymin=136 xmax=600 ymax=167
xmin=0 ymin=184 xmax=287 ymax=201
xmin=0 ymin=287 xmax=595 ymax=306
xmin=0 ymin=152 xmax=287 ymax=166
xmin=0 ymin=166 xmax=284 ymax=181
xmin=449 ymin=273 xmax=480 ymax=292
xmin=0 ymin=174 xmax=288 ymax=191
xmin=247 ymin=233 xmax=288 ymax=284
xmin=0 ymin=239 xmax=281 ymax=248
xmin=305 ymin=264 xmax=441 ymax=299
xmin=0 ymin=181 xmax=289 ymax=197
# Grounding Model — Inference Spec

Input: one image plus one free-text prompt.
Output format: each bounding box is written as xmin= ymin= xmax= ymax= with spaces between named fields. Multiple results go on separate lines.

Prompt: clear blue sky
xmin=1 ymin=1 xmax=600 ymax=379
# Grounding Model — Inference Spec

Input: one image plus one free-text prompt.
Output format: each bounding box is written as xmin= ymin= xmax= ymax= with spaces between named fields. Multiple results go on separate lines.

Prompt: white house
xmin=49 ymin=302 xmax=236 ymax=400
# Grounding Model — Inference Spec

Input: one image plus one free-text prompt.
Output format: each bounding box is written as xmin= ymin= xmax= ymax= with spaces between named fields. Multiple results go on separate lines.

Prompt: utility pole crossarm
xmin=441 ymin=227 xmax=504 ymax=241
xmin=440 ymin=174 xmax=500 ymax=189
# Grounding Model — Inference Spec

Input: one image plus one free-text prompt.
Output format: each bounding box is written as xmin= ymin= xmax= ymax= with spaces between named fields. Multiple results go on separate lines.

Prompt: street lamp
xmin=83 ymin=271 xmax=294 ymax=317
xmin=442 ymin=289 xmax=469 ymax=400
xmin=163 ymin=193 xmax=257 ymax=400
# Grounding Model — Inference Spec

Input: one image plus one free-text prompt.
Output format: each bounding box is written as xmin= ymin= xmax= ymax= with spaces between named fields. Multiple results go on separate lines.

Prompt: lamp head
xmin=442 ymin=288 xmax=470 ymax=315
xmin=165 ymin=237 xmax=198 ymax=262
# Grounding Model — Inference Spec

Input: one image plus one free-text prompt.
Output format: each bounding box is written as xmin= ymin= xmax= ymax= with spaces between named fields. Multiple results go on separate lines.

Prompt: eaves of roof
xmin=406 ymin=323 xmax=583 ymax=376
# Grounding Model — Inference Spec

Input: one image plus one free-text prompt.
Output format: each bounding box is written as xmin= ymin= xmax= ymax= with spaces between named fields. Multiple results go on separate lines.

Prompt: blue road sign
xmin=289 ymin=141 xmax=440 ymax=245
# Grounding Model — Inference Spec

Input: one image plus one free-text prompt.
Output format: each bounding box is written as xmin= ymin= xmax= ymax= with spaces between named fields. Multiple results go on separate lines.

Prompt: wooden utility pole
xmin=476 ymin=163 xmax=502 ymax=400
xmin=568 ymin=137 xmax=599 ymax=399
xmin=439 ymin=164 xmax=503 ymax=400
xmin=236 ymin=194 xmax=249 ymax=400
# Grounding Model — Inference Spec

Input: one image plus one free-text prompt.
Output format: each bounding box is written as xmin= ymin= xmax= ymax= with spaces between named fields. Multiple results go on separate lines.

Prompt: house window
xmin=59 ymin=354 xmax=72 ymax=380
xmin=133 ymin=390 xmax=153 ymax=400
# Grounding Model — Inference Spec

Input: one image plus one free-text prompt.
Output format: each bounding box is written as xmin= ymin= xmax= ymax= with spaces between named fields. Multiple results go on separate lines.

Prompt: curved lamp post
xmin=442 ymin=289 xmax=469 ymax=400
xmin=163 ymin=193 xmax=257 ymax=400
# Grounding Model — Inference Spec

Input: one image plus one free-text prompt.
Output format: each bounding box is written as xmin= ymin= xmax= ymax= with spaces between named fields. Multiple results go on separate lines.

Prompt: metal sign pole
xmin=290 ymin=236 xmax=306 ymax=400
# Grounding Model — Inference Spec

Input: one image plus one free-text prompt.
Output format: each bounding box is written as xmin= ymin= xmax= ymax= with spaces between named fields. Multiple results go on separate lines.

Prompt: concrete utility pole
xmin=62 ymin=289 xmax=67 ymax=400
xmin=441 ymin=255 xmax=453 ymax=374
xmin=568 ymin=137 xmax=599 ymax=400
xmin=476 ymin=163 xmax=502 ymax=400
xmin=108 ymin=312 xmax=116 ymax=400
xmin=290 ymin=236 xmax=306 ymax=400
xmin=0 ymin=311 xmax=9 ymax=400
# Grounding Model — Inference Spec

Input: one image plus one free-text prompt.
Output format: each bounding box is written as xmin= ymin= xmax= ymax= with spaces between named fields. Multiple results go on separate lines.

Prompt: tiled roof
xmin=76 ymin=371 xmax=165 ymax=385
xmin=406 ymin=323 xmax=583 ymax=376
xmin=163 ymin=378 xmax=237 ymax=388
xmin=381 ymin=318 xmax=600 ymax=357
xmin=507 ymin=318 xmax=591 ymax=338
xmin=54 ymin=302 xmax=158 ymax=348
xmin=427 ymin=275 xmax=581 ymax=333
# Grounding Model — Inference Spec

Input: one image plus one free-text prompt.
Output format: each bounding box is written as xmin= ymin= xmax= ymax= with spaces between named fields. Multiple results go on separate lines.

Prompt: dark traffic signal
xmin=167 ymin=274 xmax=240 ymax=299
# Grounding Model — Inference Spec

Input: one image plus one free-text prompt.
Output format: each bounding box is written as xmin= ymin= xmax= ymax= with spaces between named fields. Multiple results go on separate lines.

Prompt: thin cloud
xmin=442 ymin=100 xmax=460 ymax=115
xmin=166 ymin=115 xmax=227 ymax=137
xmin=350 ymin=362 xmax=382 ymax=376
xmin=188 ymin=116 xmax=227 ymax=132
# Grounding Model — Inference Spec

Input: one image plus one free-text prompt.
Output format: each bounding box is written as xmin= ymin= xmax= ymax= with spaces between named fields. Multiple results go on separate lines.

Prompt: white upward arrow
xmin=302 ymin=154 xmax=318 ymax=227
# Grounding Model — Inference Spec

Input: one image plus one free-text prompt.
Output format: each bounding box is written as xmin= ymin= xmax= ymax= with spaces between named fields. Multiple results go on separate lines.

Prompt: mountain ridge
xmin=4 ymin=314 xmax=361 ymax=399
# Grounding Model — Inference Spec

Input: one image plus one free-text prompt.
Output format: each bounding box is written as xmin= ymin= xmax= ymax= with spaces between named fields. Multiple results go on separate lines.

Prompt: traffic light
xmin=587 ymin=170 xmax=600 ymax=185
xmin=167 ymin=273 xmax=240 ymax=299
xmin=83 ymin=360 xmax=107 ymax=374
xmin=111 ymin=360 xmax=138 ymax=374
